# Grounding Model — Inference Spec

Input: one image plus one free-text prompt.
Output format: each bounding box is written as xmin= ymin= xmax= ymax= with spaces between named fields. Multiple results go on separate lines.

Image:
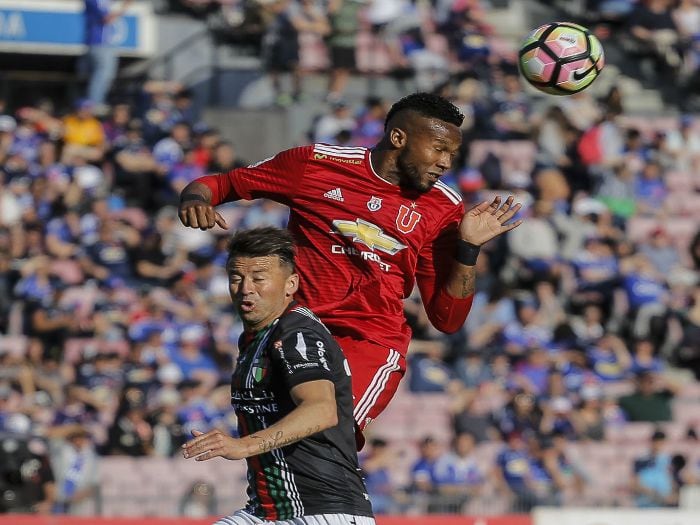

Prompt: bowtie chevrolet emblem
xmin=332 ymin=218 xmax=407 ymax=255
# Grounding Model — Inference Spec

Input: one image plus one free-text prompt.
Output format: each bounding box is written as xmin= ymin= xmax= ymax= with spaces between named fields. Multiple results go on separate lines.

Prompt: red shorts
xmin=332 ymin=335 xmax=407 ymax=431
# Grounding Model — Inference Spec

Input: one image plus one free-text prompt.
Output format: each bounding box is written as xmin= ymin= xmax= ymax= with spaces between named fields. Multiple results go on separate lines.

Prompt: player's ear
xmin=285 ymin=273 xmax=299 ymax=297
xmin=389 ymin=126 xmax=407 ymax=149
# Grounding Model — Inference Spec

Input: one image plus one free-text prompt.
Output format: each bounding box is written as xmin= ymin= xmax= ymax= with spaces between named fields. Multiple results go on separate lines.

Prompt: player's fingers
xmin=178 ymin=208 xmax=190 ymax=226
xmin=502 ymin=219 xmax=524 ymax=232
xmin=498 ymin=202 xmax=522 ymax=223
xmin=215 ymin=212 xmax=228 ymax=229
xmin=204 ymin=207 xmax=216 ymax=229
xmin=192 ymin=430 xmax=204 ymax=437
xmin=186 ymin=207 xmax=200 ymax=229
xmin=196 ymin=207 xmax=211 ymax=231
xmin=471 ymin=200 xmax=491 ymax=214
xmin=488 ymin=195 xmax=502 ymax=211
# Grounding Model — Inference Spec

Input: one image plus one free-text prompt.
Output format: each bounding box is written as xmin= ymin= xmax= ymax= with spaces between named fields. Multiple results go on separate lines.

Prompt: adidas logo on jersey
xmin=323 ymin=188 xmax=344 ymax=202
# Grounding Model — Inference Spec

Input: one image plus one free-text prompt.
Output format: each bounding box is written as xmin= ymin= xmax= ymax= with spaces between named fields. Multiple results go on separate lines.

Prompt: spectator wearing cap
xmin=631 ymin=428 xmax=675 ymax=507
xmin=83 ymin=0 xmax=134 ymax=106
xmin=618 ymin=371 xmax=678 ymax=422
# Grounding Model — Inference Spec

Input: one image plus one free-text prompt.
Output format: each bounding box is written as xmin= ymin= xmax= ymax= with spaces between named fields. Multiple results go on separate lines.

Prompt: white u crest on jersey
xmin=366 ymin=196 xmax=382 ymax=212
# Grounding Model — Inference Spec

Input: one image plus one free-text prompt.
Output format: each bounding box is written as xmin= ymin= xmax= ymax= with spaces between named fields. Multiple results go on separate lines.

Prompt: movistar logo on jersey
xmin=332 ymin=218 xmax=407 ymax=255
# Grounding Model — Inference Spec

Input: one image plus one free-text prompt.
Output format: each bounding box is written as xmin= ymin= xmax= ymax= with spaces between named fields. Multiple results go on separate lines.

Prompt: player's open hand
xmin=178 ymin=200 xmax=228 ymax=231
xmin=182 ymin=429 xmax=247 ymax=461
xmin=460 ymin=195 xmax=523 ymax=246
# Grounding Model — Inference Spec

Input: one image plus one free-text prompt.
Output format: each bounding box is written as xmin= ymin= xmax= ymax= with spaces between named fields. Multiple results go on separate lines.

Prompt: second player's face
xmin=397 ymin=117 xmax=462 ymax=193
xmin=227 ymin=255 xmax=298 ymax=332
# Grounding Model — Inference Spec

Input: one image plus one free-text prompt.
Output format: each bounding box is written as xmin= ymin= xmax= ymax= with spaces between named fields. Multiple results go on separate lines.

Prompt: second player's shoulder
xmin=277 ymin=304 xmax=333 ymax=339
xmin=309 ymin=143 xmax=368 ymax=165
xmin=429 ymin=180 xmax=463 ymax=209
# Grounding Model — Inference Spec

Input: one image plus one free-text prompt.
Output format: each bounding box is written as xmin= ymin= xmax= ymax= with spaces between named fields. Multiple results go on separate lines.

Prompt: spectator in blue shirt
xmin=431 ymin=432 xmax=485 ymax=512
xmin=83 ymin=0 xmax=134 ymax=106
xmin=632 ymin=429 xmax=675 ymax=507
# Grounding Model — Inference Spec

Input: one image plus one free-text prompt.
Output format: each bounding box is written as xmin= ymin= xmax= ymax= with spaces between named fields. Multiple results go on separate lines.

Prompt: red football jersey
xmin=198 ymin=144 xmax=474 ymax=353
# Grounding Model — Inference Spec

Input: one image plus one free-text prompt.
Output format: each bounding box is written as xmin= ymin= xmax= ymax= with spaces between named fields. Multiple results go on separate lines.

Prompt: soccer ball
xmin=518 ymin=22 xmax=604 ymax=96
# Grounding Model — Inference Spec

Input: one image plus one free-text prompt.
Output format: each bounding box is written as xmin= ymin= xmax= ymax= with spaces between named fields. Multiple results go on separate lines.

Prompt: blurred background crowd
xmin=0 ymin=0 xmax=699 ymax=519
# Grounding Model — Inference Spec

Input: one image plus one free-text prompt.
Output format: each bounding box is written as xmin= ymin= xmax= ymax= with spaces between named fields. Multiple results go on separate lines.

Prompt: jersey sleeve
xmin=195 ymin=145 xmax=313 ymax=206
xmin=415 ymin=203 xmax=474 ymax=333
xmin=270 ymin=327 xmax=335 ymax=390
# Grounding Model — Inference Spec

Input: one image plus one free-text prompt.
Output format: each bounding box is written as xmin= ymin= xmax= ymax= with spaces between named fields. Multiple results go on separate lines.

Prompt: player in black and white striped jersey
xmin=182 ymin=227 xmax=374 ymax=525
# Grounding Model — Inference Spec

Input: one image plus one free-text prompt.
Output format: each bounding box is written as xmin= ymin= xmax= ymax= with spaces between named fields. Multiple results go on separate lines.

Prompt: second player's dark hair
xmin=384 ymin=92 xmax=464 ymax=130
xmin=227 ymin=227 xmax=296 ymax=271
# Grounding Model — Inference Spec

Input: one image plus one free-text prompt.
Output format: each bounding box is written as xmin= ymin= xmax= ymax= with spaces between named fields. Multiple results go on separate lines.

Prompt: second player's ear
xmin=286 ymin=273 xmax=299 ymax=297
xmin=389 ymin=127 xmax=407 ymax=149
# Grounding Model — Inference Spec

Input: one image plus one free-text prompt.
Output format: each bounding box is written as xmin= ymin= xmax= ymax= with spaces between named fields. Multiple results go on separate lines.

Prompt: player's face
xmin=227 ymin=255 xmax=299 ymax=332
xmin=395 ymin=117 xmax=461 ymax=193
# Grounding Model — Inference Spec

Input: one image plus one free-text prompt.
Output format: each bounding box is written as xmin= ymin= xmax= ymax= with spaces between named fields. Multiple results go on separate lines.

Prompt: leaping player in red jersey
xmin=178 ymin=92 xmax=523 ymax=437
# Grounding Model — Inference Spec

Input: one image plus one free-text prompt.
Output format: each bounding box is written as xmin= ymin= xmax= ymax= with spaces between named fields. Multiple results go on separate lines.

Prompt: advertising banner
xmin=534 ymin=507 xmax=700 ymax=525
xmin=0 ymin=0 xmax=155 ymax=56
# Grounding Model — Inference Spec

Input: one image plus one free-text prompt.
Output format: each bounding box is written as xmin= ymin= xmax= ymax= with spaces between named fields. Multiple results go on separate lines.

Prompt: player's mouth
xmin=239 ymin=300 xmax=255 ymax=312
xmin=427 ymin=172 xmax=441 ymax=183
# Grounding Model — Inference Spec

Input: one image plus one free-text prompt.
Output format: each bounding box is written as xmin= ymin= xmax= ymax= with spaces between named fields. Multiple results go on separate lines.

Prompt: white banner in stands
xmin=534 ymin=507 xmax=700 ymax=525
xmin=0 ymin=0 xmax=155 ymax=56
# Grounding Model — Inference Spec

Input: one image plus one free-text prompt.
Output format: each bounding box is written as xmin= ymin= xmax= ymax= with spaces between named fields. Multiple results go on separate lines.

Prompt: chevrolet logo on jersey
xmin=332 ymin=218 xmax=407 ymax=255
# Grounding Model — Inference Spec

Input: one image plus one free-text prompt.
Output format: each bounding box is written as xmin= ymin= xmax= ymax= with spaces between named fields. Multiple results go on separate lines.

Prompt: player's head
xmin=226 ymin=227 xmax=299 ymax=332
xmin=383 ymin=92 xmax=464 ymax=193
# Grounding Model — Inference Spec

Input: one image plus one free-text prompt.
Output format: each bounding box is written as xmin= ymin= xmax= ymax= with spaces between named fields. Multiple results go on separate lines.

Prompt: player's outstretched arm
xmin=179 ymin=181 xmax=228 ymax=231
xmin=182 ymin=380 xmax=337 ymax=461
xmin=445 ymin=195 xmax=522 ymax=299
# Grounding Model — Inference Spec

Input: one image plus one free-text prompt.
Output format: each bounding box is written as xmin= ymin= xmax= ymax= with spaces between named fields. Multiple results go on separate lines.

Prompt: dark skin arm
xmin=179 ymin=181 xmax=228 ymax=230
xmin=445 ymin=195 xmax=522 ymax=299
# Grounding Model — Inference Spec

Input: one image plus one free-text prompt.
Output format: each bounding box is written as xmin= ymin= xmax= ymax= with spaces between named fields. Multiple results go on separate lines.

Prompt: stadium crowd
xmin=0 ymin=0 xmax=699 ymax=517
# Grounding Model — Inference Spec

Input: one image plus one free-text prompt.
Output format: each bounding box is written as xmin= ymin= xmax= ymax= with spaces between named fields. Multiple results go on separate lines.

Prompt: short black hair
xmin=227 ymin=227 xmax=296 ymax=271
xmin=384 ymin=92 xmax=464 ymax=131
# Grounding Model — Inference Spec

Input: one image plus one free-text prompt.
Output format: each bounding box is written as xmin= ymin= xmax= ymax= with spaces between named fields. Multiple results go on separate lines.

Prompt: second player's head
xmin=383 ymin=93 xmax=464 ymax=193
xmin=226 ymin=227 xmax=299 ymax=332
